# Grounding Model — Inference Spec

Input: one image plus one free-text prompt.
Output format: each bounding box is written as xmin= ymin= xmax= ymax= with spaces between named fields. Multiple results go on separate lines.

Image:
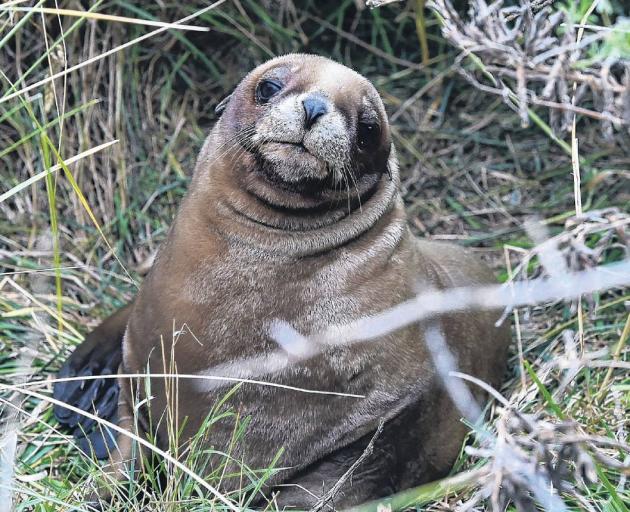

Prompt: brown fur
xmin=75 ymin=54 xmax=510 ymax=508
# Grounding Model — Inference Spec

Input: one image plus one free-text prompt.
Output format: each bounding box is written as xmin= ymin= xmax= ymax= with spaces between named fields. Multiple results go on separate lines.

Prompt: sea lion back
xmin=413 ymin=237 xmax=511 ymax=391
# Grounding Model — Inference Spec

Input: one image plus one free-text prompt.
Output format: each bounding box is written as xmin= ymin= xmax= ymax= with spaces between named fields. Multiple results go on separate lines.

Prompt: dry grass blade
xmin=20 ymin=373 xmax=366 ymax=399
xmin=0 ymin=140 xmax=118 ymax=203
xmin=2 ymin=7 xmax=210 ymax=31
xmin=0 ymin=0 xmax=226 ymax=104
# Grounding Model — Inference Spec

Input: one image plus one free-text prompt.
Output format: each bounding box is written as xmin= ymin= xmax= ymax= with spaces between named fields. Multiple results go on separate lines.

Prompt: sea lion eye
xmin=357 ymin=121 xmax=380 ymax=149
xmin=256 ymin=79 xmax=283 ymax=103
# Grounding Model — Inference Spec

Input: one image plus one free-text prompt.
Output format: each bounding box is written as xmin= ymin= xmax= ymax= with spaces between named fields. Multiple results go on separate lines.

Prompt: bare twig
xmin=309 ymin=421 xmax=385 ymax=512
xmin=428 ymin=0 xmax=630 ymax=132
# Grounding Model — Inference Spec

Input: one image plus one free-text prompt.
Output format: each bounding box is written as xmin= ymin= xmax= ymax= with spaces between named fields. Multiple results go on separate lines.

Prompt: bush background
xmin=1 ymin=1 xmax=628 ymax=510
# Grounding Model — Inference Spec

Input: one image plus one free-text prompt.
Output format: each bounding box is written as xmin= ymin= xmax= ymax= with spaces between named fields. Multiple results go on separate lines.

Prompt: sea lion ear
xmin=214 ymin=94 xmax=232 ymax=116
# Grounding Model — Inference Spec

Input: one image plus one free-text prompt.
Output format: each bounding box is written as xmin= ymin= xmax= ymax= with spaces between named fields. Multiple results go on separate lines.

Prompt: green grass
xmin=1 ymin=0 xmax=629 ymax=510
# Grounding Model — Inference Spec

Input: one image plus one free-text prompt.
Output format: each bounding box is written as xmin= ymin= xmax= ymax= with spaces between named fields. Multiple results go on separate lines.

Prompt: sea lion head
xmin=193 ymin=54 xmax=402 ymax=253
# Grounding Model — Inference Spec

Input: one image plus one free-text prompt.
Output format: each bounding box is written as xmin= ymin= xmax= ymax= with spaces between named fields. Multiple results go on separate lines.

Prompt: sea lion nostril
xmin=302 ymin=96 xmax=328 ymax=129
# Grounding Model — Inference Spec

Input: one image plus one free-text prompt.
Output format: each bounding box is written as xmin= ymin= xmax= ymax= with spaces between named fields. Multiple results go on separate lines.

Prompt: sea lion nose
xmin=302 ymin=95 xmax=328 ymax=129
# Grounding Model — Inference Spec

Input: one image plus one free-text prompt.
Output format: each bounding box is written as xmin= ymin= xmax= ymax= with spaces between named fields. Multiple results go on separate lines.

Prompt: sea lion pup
xmin=54 ymin=54 xmax=510 ymax=508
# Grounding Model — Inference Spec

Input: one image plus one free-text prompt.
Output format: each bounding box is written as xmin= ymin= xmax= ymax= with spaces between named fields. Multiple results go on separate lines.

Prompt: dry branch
xmin=428 ymin=0 xmax=630 ymax=135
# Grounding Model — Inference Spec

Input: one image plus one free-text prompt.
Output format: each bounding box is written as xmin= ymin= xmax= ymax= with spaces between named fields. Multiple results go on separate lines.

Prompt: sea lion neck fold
xmin=215 ymin=171 xmax=402 ymax=257
xmin=189 ymin=145 xmax=402 ymax=256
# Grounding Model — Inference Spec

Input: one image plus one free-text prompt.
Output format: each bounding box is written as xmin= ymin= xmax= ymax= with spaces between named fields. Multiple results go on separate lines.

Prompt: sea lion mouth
xmin=261 ymin=140 xmax=313 ymax=157
xmin=259 ymin=139 xmax=321 ymax=157
xmin=253 ymin=140 xmax=331 ymax=186
xmin=253 ymin=148 xmax=335 ymax=196
xmin=245 ymin=144 xmax=382 ymax=215
xmin=265 ymin=140 xmax=308 ymax=151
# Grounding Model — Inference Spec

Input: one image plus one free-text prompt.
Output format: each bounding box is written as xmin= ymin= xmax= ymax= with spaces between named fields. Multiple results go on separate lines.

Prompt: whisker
xmin=347 ymin=164 xmax=362 ymax=213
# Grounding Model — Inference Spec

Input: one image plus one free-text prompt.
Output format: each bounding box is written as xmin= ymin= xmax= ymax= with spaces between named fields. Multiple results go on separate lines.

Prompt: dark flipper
xmin=53 ymin=304 xmax=133 ymax=459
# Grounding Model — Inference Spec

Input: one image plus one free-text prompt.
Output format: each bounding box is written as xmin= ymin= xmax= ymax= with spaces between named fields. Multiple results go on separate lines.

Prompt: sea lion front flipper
xmin=53 ymin=303 xmax=133 ymax=458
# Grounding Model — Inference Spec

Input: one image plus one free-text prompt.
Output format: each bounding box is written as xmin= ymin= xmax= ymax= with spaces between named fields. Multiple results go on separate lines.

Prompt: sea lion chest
xmin=123 ymin=218 xmax=416 ymax=387
xmin=121 ymin=220 xmax=428 ymax=473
